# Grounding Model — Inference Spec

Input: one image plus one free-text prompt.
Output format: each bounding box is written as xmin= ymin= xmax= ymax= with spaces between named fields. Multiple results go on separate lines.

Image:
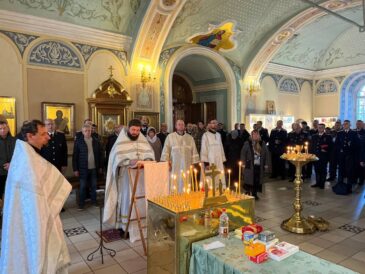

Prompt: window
xmin=357 ymin=88 xmax=365 ymax=121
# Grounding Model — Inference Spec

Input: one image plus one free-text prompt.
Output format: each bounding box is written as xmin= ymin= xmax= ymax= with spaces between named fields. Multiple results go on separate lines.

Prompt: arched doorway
xmin=164 ymin=45 xmax=237 ymax=130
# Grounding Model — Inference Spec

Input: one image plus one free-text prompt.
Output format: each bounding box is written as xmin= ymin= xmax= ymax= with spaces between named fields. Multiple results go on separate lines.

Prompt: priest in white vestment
xmin=161 ymin=120 xmax=200 ymax=192
xmin=200 ymin=119 xmax=227 ymax=187
xmin=0 ymin=120 xmax=72 ymax=274
xmin=104 ymin=119 xmax=155 ymax=242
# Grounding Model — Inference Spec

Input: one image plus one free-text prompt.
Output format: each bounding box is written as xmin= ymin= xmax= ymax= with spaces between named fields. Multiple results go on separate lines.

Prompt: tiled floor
xmin=6 ymin=177 xmax=362 ymax=274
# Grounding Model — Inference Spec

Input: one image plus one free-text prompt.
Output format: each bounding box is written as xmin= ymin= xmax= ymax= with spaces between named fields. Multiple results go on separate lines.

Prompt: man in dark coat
xmin=105 ymin=125 xmax=123 ymax=167
xmin=310 ymin=123 xmax=332 ymax=189
xmin=333 ymin=120 xmax=359 ymax=194
xmin=73 ymin=124 xmax=104 ymax=210
xmin=238 ymin=123 xmax=250 ymax=143
xmin=269 ymin=120 xmax=287 ymax=180
xmin=287 ymin=122 xmax=309 ymax=181
xmin=225 ymin=130 xmax=244 ymax=184
xmin=256 ymin=121 xmax=269 ymax=144
xmin=355 ymin=120 xmax=365 ymax=186
xmin=41 ymin=119 xmax=68 ymax=172
xmin=157 ymin=123 xmax=169 ymax=148
xmin=327 ymin=121 xmax=341 ymax=181
xmin=0 ymin=121 xmax=16 ymax=199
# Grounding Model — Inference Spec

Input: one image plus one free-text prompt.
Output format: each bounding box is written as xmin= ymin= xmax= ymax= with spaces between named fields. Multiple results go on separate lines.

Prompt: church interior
xmin=1 ymin=0 xmax=365 ymax=273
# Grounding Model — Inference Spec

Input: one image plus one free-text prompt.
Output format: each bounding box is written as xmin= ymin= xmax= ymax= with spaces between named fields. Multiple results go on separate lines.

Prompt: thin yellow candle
xmin=234 ymin=182 xmax=238 ymax=195
xmin=194 ymin=168 xmax=198 ymax=191
xmin=228 ymin=169 xmax=231 ymax=189
xmin=170 ymin=174 xmax=174 ymax=194
xmin=187 ymin=183 xmax=191 ymax=194
xmin=189 ymin=166 xmax=194 ymax=190
xmin=182 ymin=172 xmax=186 ymax=189
xmin=238 ymin=161 xmax=242 ymax=195
xmin=305 ymin=142 xmax=309 ymax=154
xmin=200 ymin=162 xmax=206 ymax=185
xmin=173 ymin=174 xmax=177 ymax=193
xmin=199 ymin=181 xmax=203 ymax=192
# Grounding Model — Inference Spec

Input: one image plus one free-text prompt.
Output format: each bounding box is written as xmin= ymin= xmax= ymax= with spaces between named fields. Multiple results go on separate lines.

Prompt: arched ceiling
xmin=174 ymin=54 xmax=225 ymax=85
xmin=0 ymin=0 xmax=149 ymax=36
xmin=271 ymin=5 xmax=365 ymax=71
xmin=164 ymin=0 xmax=325 ymax=68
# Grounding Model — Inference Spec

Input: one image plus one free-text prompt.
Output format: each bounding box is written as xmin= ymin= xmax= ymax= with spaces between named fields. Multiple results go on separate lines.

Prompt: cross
xmin=205 ymin=164 xmax=221 ymax=197
xmin=108 ymin=65 xmax=115 ymax=77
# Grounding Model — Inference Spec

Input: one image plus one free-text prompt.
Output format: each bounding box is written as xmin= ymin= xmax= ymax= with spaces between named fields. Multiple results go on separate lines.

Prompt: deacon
xmin=200 ymin=119 xmax=226 ymax=186
xmin=103 ymin=119 xmax=154 ymax=242
xmin=161 ymin=120 xmax=200 ymax=192
xmin=0 ymin=120 xmax=71 ymax=273
xmin=310 ymin=123 xmax=332 ymax=189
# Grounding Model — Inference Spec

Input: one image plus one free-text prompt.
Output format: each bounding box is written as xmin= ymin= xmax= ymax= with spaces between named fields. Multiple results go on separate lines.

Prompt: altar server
xmin=103 ymin=119 xmax=154 ymax=242
xmin=200 ymin=119 xmax=227 ymax=186
xmin=161 ymin=119 xmax=199 ymax=192
xmin=0 ymin=120 xmax=72 ymax=274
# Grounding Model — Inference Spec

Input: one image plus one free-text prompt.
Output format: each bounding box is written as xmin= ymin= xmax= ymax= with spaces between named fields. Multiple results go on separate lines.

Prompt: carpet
xmin=96 ymin=228 xmax=123 ymax=243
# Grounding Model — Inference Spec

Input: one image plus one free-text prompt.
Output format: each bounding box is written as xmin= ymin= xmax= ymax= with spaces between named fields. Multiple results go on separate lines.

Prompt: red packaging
xmin=242 ymin=224 xmax=263 ymax=234
xmin=249 ymin=252 xmax=268 ymax=264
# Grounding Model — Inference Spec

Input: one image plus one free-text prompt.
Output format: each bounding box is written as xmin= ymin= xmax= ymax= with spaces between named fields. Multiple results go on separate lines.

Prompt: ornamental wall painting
xmin=188 ymin=21 xmax=240 ymax=52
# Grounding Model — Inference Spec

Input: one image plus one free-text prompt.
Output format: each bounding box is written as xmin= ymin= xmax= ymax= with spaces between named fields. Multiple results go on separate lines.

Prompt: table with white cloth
xmin=189 ymin=234 xmax=358 ymax=274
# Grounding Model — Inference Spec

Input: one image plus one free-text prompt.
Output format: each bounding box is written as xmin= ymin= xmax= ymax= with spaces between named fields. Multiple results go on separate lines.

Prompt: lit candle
xmin=305 ymin=142 xmax=309 ymax=154
xmin=173 ymin=174 xmax=177 ymax=193
xmin=170 ymin=174 xmax=174 ymax=194
xmin=189 ymin=166 xmax=194 ymax=190
xmin=199 ymin=162 xmax=206 ymax=184
xmin=199 ymin=181 xmax=203 ymax=192
xmin=228 ymin=169 xmax=231 ymax=189
xmin=194 ymin=168 xmax=198 ymax=191
xmin=238 ymin=161 xmax=242 ymax=195
xmin=286 ymin=146 xmax=290 ymax=154
xmin=187 ymin=183 xmax=191 ymax=194
xmin=182 ymin=172 xmax=186 ymax=189
xmin=234 ymin=182 xmax=238 ymax=195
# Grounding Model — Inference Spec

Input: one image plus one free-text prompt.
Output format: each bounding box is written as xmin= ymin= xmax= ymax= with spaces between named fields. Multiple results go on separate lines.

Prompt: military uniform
xmin=310 ymin=133 xmax=332 ymax=189
xmin=355 ymin=129 xmax=365 ymax=185
xmin=41 ymin=131 xmax=68 ymax=171
xmin=268 ymin=128 xmax=287 ymax=179
xmin=328 ymin=129 xmax=340 ymax=180
xmin=306 ymin=128 xmax=318 ymax=178
xmin=335 ymin=129 xmax=359 ymax=187
xmin=287 ymin=130 xmax=309 ymax=180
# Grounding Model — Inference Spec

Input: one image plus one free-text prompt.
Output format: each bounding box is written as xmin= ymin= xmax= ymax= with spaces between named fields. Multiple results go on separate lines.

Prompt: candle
xmin=305 ymin=142 xmax=309 ymax=154
xmin=199 ymin=181 xmax=203 ymax=192
xmin=194 ymin=168 xmax=198 ymax=191
xmin=182 ymin=172 xmax=186 ymax=189
xmin=228 ymin=169 xmax=231 ymax=189
xmin=234 ymin=182 xmax=238 ymax=195
xmin=173 ymin=174 xmax=177 ymax=193
xmin=170 ymin=174 xmax=174 ymax=194
xmin=187 ymin=183 xmax=191 ymax=194
xmin=238 ymin=161 xmax=242 ymax=195
xmin=173 ymin=185 xmax=176 ymax=195
xmin=199 ymin=162 xmax=206 ymax=185
xmin=189 ymin=166 xmax=194 ymax=190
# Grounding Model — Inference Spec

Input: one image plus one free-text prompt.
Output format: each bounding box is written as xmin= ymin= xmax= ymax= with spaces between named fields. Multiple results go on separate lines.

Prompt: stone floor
xmin=58 ymin=179 xmax=365 ymax=273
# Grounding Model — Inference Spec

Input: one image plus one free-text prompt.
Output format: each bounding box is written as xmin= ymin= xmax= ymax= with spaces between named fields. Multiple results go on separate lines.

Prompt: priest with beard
xmin=200 ymin=119 xmax=227 ymax=187
xmin=103 ymin=119 xmax=155 ymax=242
xmin=161 ymin=120 xmax=200 ymax=192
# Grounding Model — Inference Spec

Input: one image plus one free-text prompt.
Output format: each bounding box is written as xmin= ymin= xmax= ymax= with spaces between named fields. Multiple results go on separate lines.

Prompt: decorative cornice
xmin=265 ymin=63 xmax=314 ymax=79
xmin=0 ymin=9 xmax=132 ymax=51
xmin=192 ymin=82 xmax=228 ymax=93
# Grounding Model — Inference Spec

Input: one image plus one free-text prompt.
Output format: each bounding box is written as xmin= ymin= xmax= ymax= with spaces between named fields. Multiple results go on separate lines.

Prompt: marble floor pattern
xmin=60 ymin=179 xmax=364 ymax=273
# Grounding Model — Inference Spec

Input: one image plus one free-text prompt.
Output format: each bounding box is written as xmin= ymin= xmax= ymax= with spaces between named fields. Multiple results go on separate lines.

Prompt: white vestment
xmin=200 ymin=131 xmax=227 ymax=187
xmin=0 ymin=140 xmax=72 ymax=274
xmin=103 ymin=129 xmax=155 ymax=242
xmin=160 ymin=132 xmax=200 ymax=192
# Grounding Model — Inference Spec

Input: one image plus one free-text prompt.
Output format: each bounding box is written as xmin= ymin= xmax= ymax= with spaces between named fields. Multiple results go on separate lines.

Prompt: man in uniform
xmin=41 ymin=119 xmax=68 ymax=173
xmin=310 ymin=123 xmax=332 ymax=189
xmin=268 ymin=120 xmax=287 ymax=180
xmin=327 ymin=120 xmax=342 ymax=181
xmin=287 ymin=122 xmax=309 ymax=182
xmin=161 ymin=120 xmax=200 ymax=192
xmin=355 ymin=120 xmax=365 ymax=186
xmin=333 ymin=120 xmax=359 ymax=194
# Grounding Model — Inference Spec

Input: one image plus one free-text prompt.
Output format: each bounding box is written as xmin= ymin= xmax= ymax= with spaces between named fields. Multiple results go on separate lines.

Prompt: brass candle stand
xmin=281 ymin=151 xmax=318 ymax=234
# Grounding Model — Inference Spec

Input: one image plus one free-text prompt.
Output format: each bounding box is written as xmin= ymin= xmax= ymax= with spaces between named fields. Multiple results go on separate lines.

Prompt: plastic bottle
xmin=219 ymin=208 xmax=229 ymax=238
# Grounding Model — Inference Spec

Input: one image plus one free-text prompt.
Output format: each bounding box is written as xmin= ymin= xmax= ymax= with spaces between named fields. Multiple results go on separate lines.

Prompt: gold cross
xmin=205 ymin=164 xmax=221 ymax=197
xmin=108 ymin=65 xmax=115 ymax=77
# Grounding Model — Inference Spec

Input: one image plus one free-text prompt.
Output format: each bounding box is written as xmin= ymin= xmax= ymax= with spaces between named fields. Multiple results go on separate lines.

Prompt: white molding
xmin=193 ymin=82 xmax=228 ymax=93
xmin=313 ymin=63 xmax=365 ymax=78
xmin=265 ymin=63 xmax=315 ymax=79
xmin=0 ymin=9 xmax=132 ymax=51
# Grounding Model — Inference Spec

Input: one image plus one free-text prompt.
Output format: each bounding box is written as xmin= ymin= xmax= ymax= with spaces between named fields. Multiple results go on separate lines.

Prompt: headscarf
xmin=146 ymin=127 xmax=157 ymax=143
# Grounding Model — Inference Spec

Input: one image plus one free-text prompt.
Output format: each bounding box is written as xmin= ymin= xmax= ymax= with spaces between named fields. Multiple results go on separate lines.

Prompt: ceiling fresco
xmin=164 ymin=0 xmax=324 ymax=68
xmin=271 ymin=5 xmax=365 ymax=70
xmin=0 ymin=0 xmax=150 ymax=36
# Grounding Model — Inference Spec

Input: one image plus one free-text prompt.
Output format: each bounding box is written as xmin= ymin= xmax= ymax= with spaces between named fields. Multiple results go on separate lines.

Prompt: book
xmin=268 ymin=241 xmax=299 ymax=261
xmin=254 ymin=238 xmax=279 ymax=250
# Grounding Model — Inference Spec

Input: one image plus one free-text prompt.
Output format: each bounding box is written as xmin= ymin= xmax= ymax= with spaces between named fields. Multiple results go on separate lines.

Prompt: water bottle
xmin=219 ymin=208 xmax=229 ymax=238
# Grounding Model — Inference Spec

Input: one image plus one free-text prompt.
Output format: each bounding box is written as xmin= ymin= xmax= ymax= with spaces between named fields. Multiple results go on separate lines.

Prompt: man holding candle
xmin=310 ymin=123 xmax=332 ymax=189
xmin=201 ymin=119 xmax=227 ymax=187
xmin=161 ymin=120 xmax=200 ymax=192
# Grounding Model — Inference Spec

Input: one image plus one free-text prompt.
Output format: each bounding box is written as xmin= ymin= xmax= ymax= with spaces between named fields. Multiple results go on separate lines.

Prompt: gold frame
xmin=0 ymin=96 xmax=16 ymax=136
xmin=133 ymin=111 xmax=160 ymax=130
xmin=41 ymin=102 xmax=75 ymax=138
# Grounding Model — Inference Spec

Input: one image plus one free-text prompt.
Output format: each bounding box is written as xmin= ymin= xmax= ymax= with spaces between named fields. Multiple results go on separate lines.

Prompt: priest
xmin=0 ymin=119 xmax=72 ymax=274
xmin=103 ymin=119 xmax=155 ymax=242
xmin=200 ymin=119 xmax=227 ymax=186
xmin=161 ymin=120 xmax=200 ymax=192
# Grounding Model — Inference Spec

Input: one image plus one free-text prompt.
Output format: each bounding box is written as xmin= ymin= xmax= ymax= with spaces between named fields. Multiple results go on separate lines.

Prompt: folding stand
xmin=87 ymin=204 xmax=116 ymax=264
xmin=124 ymin=164 xmax=147 ymax=256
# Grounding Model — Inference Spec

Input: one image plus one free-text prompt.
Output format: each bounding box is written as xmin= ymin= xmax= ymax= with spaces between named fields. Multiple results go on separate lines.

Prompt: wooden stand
xmin=124 ymin=164 xmax=147 ymax=256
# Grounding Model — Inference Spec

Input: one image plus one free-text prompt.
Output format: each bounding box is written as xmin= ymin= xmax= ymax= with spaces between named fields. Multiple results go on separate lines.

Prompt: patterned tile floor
xmin=60 ymin=177 xmax=365 ymax=274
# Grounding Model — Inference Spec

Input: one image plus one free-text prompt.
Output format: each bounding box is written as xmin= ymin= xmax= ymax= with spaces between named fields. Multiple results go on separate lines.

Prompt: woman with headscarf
xmin=147 ymin=127 xmax=162 ymax=162
xmin=225 ymin=130 xmax=244 ymax=185
xmin=240 ymin=130 xmax=268 ymax=200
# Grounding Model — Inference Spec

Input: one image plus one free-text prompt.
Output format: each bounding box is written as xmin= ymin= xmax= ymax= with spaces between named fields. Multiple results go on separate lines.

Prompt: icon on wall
xmin=42 ymin=102 xmax=75 ymax=138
